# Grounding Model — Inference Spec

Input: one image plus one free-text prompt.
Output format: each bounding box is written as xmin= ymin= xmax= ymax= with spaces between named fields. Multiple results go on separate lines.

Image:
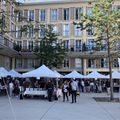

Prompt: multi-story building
xmin=0 ymin=0 xmax=120 ymax=74
xmin=0 ymin=0 xmax=18 ymax=70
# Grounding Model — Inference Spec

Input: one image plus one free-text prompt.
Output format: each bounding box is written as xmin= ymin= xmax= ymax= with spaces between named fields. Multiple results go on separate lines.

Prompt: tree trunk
xmin=108 ymin=54 xmax=114 ymax=100
xmin=108 ymin=41 xmax=114 ymax=100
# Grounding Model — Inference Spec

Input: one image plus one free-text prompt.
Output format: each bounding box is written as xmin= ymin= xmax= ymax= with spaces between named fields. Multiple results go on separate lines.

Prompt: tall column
xmin=12 ymin=57 xmax=15 ymax=69
xmin=83 ymin=58 xmax=87 ymax=75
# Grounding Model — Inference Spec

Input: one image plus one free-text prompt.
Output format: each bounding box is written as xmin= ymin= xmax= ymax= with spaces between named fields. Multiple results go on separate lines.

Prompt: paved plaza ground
xmin=0 ymin=93 xmax=120 ymax=120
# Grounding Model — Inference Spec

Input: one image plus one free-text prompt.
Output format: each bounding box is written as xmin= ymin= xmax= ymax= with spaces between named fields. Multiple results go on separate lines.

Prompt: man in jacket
xmin=46 ymin=80 xmax=54 ymax=102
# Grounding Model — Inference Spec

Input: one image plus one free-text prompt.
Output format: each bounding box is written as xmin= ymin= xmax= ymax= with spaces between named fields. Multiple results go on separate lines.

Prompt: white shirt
xmin=81 ymin=81 xmax=84 ymax=87
xmin=9 ymin=82 xmax=14 ymax=89
xmin=63 ymin=84 xmax=68 ymax=92
xmin=71 ymin=80 xmax=78 ymax=91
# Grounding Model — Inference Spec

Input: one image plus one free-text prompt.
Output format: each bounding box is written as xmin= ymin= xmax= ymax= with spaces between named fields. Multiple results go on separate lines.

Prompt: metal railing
xmin=0 ymin=35 xmax=16 ymax=49
xmin=13 ymin=44 xmax=120 ymax=53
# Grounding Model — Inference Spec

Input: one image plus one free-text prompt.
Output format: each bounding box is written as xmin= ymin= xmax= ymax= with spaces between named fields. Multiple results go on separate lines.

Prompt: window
xmin=27 ymin=26 xmax=34 ymax=38
xmin=63 ymin=59 xmax=69 ymax=68
xmin=74 ymin=40 xmax=82 ymax=52
xmin=87 ymin=39 xmax=95 ymax=51
xmin=63 ymin=24 xmax=70 ymax=36
xmin=28 ymin=59 xmax=34 ymax=68
xmin=16 ymin=59 xmax=22 ymax=68
xmin=63 ymin=40 xmax=69 ymax=49
xmin=63 ymin=8 xmax=69 ymax=20
xmin=1 ymin=0 xmax=6 ymax=11
xmin=75 ymin=58 xmax=82 ymax=68
xmin=16 ymin=41 xmax=22 ymax=49
xmin=1 ymin=14 xmax=5 ymax=29
xmin=87 ymin=25 xmax=94 ymax=35
xmin=23 ymin=59 xmax=27 ymax=68
xmin=112 ymin=5 xmax=120 ymax=11
xmin=52 ymin=25 xmax=58 ymax=33
xmin=88 ymin=59 xmax=95 ymax=68
xmin=116 ymin=40 xmax=120 ymax=51
xmin=40 ymin=9 xmax=46 ymax=21
xmin=75 ymin=8 xmax=82 ymax=20
xmin=16 ymin=10 xmax=23 ymax=22
xmin=28 ymin=41 xmax=33 ymax=52
xmin=51 ymin=9 xmax=57 ymax=21
xmin=74 ymin=25 xmax=82 ymax=36
xmin=87 ymin=7 xmax=93 ymax=16
xmin=16 ymin=26 xmax=22 ymax=38
xmin=28 ymin=10 xmax=34 ymax=21
xmin=39 ymin=25 xmax=45 ymax=37
xmin=101 ymin=58 xmax=108 ymax=68
xmin=23 ymin=40 xmax=27 ymax=51
xmin=23 ymin=59 xmax=34 ymax=69
xmin=113 ymin=59 xmax=119 ymax=68
xmin=11 ymin=23 xmax=14 ymax=32
xmin=100 ymin=40 xmax=107 ymax=51
xmin=11 ymin=6 xmax=14 ymax=19
xmin=2 ymin=0 xmax=6 ymax=5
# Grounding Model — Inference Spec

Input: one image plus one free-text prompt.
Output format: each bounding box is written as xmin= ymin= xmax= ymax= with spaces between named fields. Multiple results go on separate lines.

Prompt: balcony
xmin=0 ymin=36 xmax=19 ymax=57
xmin=14 ymin=44 xmax=120 ymax=58
xmin=13 ymin=44 xmax=38 ymax=58
xmin=67 ymin=44 xmax=120 ymax=58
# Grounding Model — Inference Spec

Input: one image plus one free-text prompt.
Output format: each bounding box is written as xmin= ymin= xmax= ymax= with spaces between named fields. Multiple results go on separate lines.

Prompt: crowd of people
xmin=46 ymin=78 xmax=79 ymax=103
xmin=0 ymin=77 xmax=120 ymax=103
xmin=0 ymin=78 xmax=20 ymax=97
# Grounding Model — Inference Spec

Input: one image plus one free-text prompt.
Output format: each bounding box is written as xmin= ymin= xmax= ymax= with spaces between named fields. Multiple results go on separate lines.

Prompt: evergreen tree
xmin=35 ymin=25 xmax=67 ymax=68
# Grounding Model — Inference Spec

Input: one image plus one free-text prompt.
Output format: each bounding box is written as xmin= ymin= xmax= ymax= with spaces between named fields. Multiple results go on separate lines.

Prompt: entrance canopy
xmin=85 ymin=71 xmax=108 ymax=79
xmin=64 ymin=70 xmax=85 ymax=78
xmin=22 ymin=65 xmax=59 ymax=78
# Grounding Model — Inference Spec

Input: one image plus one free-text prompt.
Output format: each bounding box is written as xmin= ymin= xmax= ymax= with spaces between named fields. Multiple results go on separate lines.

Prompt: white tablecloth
xmin=24 ymin=89 xmax=47 ymax=97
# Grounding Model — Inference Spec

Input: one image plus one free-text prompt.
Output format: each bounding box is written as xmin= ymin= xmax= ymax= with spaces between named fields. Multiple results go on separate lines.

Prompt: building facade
xmin=0 ymin=0 xmax=18 ymax=70
xmin=0 ymin=0 xmax=120 ymax=74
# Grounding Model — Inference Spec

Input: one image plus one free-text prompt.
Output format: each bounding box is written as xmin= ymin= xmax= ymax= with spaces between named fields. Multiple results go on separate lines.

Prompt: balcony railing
xmin=13 ymin=44 xmax=120 ymax=53
xmin=0 ymin=35 xmax=16 ymax=49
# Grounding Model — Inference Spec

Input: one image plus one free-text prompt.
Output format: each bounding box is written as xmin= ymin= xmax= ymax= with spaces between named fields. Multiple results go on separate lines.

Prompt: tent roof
xmin=112 ymin=71 xmax=120 ymax=79
xmin=85 ymin=71 xmax=108 ymax=79
xmin=0 ymin=67 xmax=11 ymax=77
xmin=53 ymin=70 xmax=63 ymax=78
xmin=9 ymin=69 xmax=22 ymax=78
xmin=64 ymin=70 xmax=85 ymax=78
xmin=22 ymin=65 xmax=59 ymax=78
xmin=107 ymin=71 xmax=120 ymax=79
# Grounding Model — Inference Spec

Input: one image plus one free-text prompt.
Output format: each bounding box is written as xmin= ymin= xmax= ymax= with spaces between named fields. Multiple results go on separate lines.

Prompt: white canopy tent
xmin=85 ymin=71 xmax=108 ymax=79
xmin=64 ymin=70 xmax=85 ymax=78
xmin=9 ymin=69 xmax=22 ymax=78
xmin=22 ymin=65 xmax=59 ymax=78
xmin=0 ymin=67 xmax=11 ymax=78
xmin=107 ymin=71 xmax=120 ymax=79
xmin=53 ymin=70 xmax=63 ymax=78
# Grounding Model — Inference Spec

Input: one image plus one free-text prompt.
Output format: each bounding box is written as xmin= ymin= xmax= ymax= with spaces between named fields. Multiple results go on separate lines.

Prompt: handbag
xmin=76 ymin=91 xmax=80 ymax=96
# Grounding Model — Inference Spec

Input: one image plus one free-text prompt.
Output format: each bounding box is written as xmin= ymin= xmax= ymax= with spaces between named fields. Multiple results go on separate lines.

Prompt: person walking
xmin=62 ymin=81 xmax=69 ymax=102
xmin=71 ymin=79 xmax=78 ymax=103
xmin=105 ymin=80 xmax=110 ymax=95
xmin=9 ymin=81 xmax=14 ymax=97
xmin=46 ymin=80 xmax=54 ymax=102
xmin=81 ymin=80 xmax=85 ymax=92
